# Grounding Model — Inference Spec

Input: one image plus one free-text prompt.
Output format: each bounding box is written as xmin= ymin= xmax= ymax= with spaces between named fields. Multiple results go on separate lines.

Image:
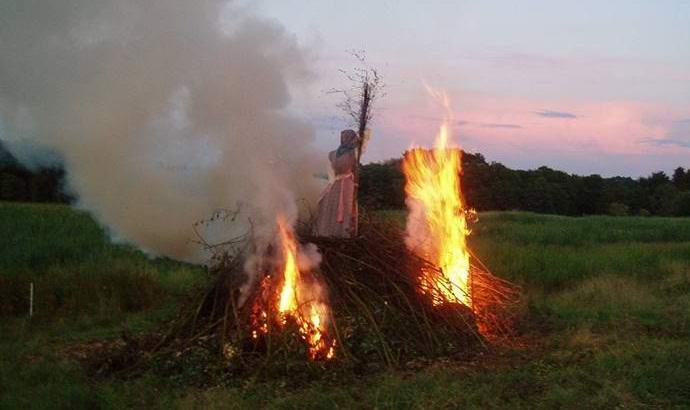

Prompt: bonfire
xmin=402 ymin=90 xmax=519 ymax=338
xmin=94 ymin=90 xmax=521 ymax=383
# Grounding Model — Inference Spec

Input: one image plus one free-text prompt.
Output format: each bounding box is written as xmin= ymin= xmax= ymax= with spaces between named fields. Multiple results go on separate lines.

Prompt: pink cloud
xmin=361 ymin=90 xmax=689 ymax=176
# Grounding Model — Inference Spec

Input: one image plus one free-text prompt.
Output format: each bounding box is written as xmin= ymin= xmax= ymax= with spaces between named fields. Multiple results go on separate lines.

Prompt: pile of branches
xmin=93 ymin=215 xmax=521 ymax=383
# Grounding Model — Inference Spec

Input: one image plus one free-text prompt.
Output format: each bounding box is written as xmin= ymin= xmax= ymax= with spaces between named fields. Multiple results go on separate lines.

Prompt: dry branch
xmin=93 ymin=214 xmax=521 ymax=382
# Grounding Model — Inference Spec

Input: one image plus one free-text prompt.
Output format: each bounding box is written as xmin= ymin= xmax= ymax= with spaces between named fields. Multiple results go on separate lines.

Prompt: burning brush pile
xmin=97 ymin=116 xmax=521 ymax=383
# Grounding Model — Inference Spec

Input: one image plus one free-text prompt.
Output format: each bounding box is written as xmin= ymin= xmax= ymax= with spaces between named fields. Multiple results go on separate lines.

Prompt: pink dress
xmin=312 ymin=148 xmax=358 ymax=238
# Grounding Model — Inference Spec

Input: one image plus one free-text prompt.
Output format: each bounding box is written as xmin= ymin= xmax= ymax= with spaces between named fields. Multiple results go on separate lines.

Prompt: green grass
xmin=2 ymin=203 xmax=690 ymax=408
xmin=0 ymin=202 xmax=203 ymax=318
xmin=471 ymin=212 xmax=690 ymax=289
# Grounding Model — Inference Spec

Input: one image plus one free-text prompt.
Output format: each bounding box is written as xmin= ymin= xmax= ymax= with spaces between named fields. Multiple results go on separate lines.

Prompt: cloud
xmin=406 ymin=118 xmax=519 ymax=129
xmin=641 ymin=136 xmax=690 ymax=149
xmin=460 ymin=51 xmax=568 ymax=68
xmin=534 ymin=110 xmax=577 ymax=119
xmin=644 ymin=138 xmax=690 ymax=148
xmin=404 ymin=114 xmax=447 ymax=124
xmin=373 ymin=94 xmax=689 ymax=175
xmin=402 ymin=116 xmax=506 ymax=130
xmin=640 ymin=119 xmax=690 ymax=149
xmin=479 ymin=123 xmax=522 ymax=129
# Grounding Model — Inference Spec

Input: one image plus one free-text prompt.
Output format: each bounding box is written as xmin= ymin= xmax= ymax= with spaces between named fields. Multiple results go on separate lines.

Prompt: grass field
xmin=2 ymin=202 xmax=690 ymax=408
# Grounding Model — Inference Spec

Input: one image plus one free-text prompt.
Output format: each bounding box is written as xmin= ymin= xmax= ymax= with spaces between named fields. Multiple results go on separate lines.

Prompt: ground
xmin=1 ymin=202 xmax=689 ymax=409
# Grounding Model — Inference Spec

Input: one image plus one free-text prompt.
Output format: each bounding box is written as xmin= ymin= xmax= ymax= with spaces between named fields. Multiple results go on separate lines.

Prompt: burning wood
xmin=95 ymin=213 xmax=520 ymax=380
xmin=403 ymin=90 xmax=520 ymax=337
xmin=250 ymin=217 xmax=336 ymax=360
xmin=404 ymin=129 xmax=472 ymax=307
xmin=95 ymin=89 xmax=521 ymax=380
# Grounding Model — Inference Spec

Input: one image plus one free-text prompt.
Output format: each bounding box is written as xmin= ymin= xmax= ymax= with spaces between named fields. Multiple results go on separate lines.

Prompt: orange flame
xmin=403 ymin=91 xmax=472 ymax=307
xmin=258 ymin=216 xmax=336 ymax=360
xmin=277 ymin=219 xmax=299 ymax=315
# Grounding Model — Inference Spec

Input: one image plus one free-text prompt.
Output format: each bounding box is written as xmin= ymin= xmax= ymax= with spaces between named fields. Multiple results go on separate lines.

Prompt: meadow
xmin=1 ymin=202 xmax=689 ymax=408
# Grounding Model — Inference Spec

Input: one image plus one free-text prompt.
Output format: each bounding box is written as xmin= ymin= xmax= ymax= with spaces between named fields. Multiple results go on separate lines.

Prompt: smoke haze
xmin=0 ymin=0 xmax=325 ymax=262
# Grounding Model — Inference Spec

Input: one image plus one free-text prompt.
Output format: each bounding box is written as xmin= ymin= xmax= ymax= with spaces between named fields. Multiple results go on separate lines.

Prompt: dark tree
xmin=673 ymin=167 xmax=690 ymax=191
xmin=676 ymin=192 xmax=690 ymax=216
xmin=0 ymin=139 xmax=70 ymax=203
xmin=359 ymin=150 xmax=690 ymax=217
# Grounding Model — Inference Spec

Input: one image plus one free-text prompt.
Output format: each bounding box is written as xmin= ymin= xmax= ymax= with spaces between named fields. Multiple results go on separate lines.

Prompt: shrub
xmin=607 ymin=202 xmax=630 ymax=216
xmin=0 ymin=173 xmax=28 ymax=201
xmin=676 ymin=192 xmax=690 ymax=217
xmin=637 ymin=208 xmax=651 ymax=217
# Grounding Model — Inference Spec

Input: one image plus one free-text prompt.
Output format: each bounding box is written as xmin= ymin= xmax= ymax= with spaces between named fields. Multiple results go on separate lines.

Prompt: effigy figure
xmin=312 ymin=129 xmax=360 ymax=238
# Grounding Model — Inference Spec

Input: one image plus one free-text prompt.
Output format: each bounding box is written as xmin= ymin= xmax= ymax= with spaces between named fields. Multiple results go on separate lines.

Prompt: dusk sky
xmin=258 ymin=0 xmax=690 ymax=177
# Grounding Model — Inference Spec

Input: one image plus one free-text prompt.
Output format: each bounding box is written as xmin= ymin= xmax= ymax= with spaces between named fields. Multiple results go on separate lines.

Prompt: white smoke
xmin=0 ymin=0 xmax=326 ymax=262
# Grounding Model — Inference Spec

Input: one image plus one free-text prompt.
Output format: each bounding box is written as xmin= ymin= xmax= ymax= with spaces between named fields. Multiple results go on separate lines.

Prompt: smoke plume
xmin=0 ymin=0 xmax=325 ymax=262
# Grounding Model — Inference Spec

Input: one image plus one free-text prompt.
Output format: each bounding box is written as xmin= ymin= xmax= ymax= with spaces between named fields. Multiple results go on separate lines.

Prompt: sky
xmin=257 ymin=0 xmax=690 ymax=177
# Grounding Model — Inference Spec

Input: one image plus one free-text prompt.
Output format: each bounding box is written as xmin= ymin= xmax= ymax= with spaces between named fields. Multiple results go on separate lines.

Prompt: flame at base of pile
xmin=95 ymin=215 xmax=521 ymax=381
xmin=250 ymin=217 xmax=336 ymax=361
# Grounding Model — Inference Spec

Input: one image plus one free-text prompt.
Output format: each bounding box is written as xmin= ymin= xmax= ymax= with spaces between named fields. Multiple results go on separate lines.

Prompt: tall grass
xmin=0 ymin=202 xmax=204 ymax=319
xmin=472 ymin=214 xmax=690 ymax=291
xmin=381 ymin=209 xmax=690 ymax=289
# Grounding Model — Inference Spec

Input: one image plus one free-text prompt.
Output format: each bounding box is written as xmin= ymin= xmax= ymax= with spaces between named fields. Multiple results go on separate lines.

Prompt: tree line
xmin=360 ymin=150 xmax=690 ymax=217
xmin=2 ymin=141 xmax=690 ymax=216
